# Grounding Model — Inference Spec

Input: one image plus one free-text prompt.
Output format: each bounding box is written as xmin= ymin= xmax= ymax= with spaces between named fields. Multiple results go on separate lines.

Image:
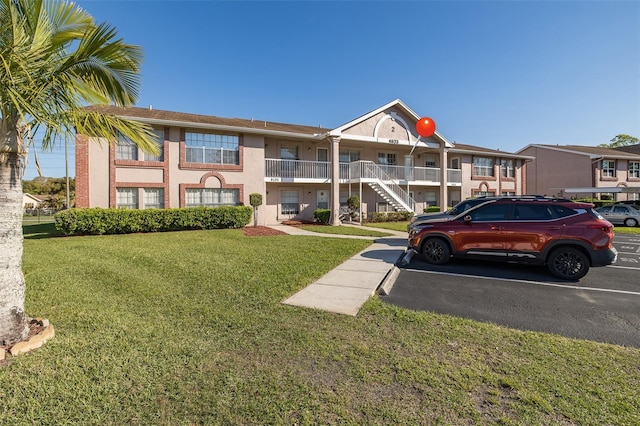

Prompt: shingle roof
xmin=614 ymin=144 xmax=640 ymax=155
xmin=535 ymin=144 xmax=640 ymax=158
xmin=451 ymin=143 xmax=530 ymax=158
xmin=84 ymin=105 xmax=331 ymax=136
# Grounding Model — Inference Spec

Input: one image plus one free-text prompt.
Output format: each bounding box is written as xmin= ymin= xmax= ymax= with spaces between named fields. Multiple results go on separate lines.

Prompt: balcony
xmin=265 ymin=159 xmax=462 ymax=185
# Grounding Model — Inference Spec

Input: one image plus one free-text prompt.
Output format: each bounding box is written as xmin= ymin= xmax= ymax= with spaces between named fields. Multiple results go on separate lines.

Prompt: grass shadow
xmin=22 ymin=222 xmax=64 ymax=239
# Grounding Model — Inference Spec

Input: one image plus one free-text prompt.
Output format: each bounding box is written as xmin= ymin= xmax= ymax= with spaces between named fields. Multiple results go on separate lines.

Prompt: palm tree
xmin=0 ymin=0 xmax=158 ymax=345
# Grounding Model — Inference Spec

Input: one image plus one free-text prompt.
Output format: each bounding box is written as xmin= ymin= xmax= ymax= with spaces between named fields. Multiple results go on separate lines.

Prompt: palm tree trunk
xmin=0 ymin=152 xmax=29 ymax=345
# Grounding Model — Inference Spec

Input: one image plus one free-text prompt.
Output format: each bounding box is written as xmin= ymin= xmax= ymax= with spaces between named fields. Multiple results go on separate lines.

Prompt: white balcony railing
xmin=265 ymin=159 xmax=462 ymax=184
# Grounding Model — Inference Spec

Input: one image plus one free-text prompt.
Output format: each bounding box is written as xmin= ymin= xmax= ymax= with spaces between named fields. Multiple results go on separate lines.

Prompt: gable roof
xmin=84 ymin=105 xmax=330 ymax=139
xmin=329 ymin=99 xmax=454 ymax=148
xmin=517 ymin=144 xmax=640 ymax=160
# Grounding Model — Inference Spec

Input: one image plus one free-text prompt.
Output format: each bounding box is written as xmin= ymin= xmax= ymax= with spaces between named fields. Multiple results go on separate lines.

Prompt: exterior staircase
xmin=361 ymin=162 xmax=416 ymax=213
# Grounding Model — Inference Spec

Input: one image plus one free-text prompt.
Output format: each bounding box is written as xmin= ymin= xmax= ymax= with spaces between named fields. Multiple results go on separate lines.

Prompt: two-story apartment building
xmin=76 ymin=99 xmax=532 ymax=224
xmin=517 ymin=144 xmax=640 ymax=200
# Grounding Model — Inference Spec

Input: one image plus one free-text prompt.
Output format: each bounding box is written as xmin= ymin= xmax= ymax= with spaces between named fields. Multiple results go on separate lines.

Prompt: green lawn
xmin=361 ymin=221 xmax=410 ymax=232
xmin=300 ymin=224 xmax=392 ymax=237
xmin=1 ymin=223 xmax=638 ymax=424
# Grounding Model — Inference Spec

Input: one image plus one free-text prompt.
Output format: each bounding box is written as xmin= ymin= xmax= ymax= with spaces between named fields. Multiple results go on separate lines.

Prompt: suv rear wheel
xmin=547 ymin=247 xmax=589 ymax=280
xmin=421 ymin=238 xmax=451 ymax=265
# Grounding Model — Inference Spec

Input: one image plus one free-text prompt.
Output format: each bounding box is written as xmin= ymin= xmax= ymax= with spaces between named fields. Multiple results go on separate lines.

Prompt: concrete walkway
xmin=272 ymin=224 xmax=408 ymax=316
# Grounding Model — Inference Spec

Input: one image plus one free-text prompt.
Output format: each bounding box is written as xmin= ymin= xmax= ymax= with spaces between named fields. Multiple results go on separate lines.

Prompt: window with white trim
xmin=117 ymin=188 xmax=138 ymax=209
xmin=144 ymin=188 xmax=164 ymax=209
xmin=145 ymin=129 xmax=164 ymax=162
xmin=185 ymin=132 xmax=239 ymax=165
xmin=629 ymin=161 xmax=640 ymax=179
xmin=185 ymin=188 xmax=239 ymax=207
xmin=500 ymin=159 xmax=515 ymax=178
xmin=473 ymin=157 xmax=494 ymax=177
xmin=450 ymin=157 xmax=461 ymax=169
xmin=280 ymin=190 xmax=299 ymax=215
xmin=116 ymin=133 xmax=138 ymax=160
xmin=602 ymin=160 xmax=616 ymax=178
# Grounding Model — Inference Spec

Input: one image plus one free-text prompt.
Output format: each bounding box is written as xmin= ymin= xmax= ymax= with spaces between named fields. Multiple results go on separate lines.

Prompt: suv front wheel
xmin=547 ymin=247 xmax=590 ymax=280
xmin=421 ymin=238 xmax=451 ymax=265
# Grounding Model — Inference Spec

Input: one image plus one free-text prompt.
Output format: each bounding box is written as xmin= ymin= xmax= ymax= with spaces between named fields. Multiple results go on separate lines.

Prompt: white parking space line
xmin=403 ymin=268 xmax=640 ymax=296
xmin=607 ymin=265 xmax=640 ymax=270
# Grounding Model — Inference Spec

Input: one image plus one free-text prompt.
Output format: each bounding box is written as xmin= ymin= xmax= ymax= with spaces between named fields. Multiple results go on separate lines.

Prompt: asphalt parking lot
xmin=382 ymin=233 xmax=640 ymax=348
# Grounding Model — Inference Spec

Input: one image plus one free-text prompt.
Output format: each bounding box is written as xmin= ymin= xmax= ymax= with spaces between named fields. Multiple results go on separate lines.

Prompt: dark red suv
xmin=408 ymin=197 xmax=617 ymax=280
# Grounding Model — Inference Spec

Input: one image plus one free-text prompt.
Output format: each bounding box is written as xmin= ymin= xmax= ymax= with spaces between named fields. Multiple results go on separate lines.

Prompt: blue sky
xmin=24 ymin=0 xmax=640 ymax=179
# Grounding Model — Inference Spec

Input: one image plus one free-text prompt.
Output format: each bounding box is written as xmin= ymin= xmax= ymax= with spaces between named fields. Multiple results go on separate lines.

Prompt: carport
xmin=559 ymin=186 xmax=640 ymax=200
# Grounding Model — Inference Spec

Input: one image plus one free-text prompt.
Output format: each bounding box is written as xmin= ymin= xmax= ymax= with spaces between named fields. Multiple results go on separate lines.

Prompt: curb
xmin=378 ymin=266 xmax=400 ymax=296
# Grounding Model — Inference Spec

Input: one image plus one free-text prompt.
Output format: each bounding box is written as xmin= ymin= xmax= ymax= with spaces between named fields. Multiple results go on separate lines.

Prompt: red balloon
xmin=416 ymin=117 xmax=436 ymax=137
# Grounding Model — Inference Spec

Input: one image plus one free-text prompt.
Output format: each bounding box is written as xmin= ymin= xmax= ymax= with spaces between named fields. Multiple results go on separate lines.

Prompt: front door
xmin=317 ymin=190 xmax=329 ymax=210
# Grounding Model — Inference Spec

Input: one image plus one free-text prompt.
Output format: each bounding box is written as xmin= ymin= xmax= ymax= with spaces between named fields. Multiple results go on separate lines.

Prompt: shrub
xmin=346 ymin=196 xmax=360 ymax=220
xmin=54 ymin=206 xmax=252 ymax=235
xmin=314 ymin=209 xmax=331 ymax=224
xmin=368 ymin=211 xmax=413 ymax=222
xmin=424 ymin=206 xmax=442 ymax=213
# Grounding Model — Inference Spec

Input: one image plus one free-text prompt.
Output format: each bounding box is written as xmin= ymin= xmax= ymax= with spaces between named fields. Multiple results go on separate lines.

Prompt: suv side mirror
xmin=463 ymin=215 xmax=473 ymax=222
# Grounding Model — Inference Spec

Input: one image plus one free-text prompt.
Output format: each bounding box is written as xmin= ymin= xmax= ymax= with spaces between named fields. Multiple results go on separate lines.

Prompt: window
xmin=502 ymin=191 xmax=516 ymax=196
xmin=425 ymin=156 xmax=436 ymax=168
xmin=450 ymin=158 xmax=461 ymax=169
xmin=281 ymin=190 xmax=299 ymax=215
xmin=378 ymin=153 xmax=397 ymax=165
xmin=117 ymin=188 xmax=138 ymax=209
xmin=467 ymin=203 xmax=509 ymax=221
xmin=500 ymin=159 xmax=515 ymax=178
xmin=602 ymin=160 xmax=616 ymax=178
xmin=116 ymin=133 xmax=138 ymax=160
xmin=144 ymin=188 xmax=164 ymax=209
xmin=377 ymin=202 xmax=393 ymax=213
xmin=185 ymin=188 xmax=239 ymax=207
xmin=475 ymin=190 xmax=496 ymax=197
xmin=629 ymin=161 xmax=640 ymax=179
xmin=425 ymin=191 xmax=437 ymax=207
xmin=514 ymin=204 xmax=553 ymax=220
xmin=473 ymin=157 xmax=494 ymax=176
xmin=280 ymin=146 xmax=298 ymax=160
xmin=145 ymin=129 xmax=164 ymax=162
xmin=185 ymin=132 xmax=239 ymax=165
xmin=339 ymin=150 xmax=360 ymax=163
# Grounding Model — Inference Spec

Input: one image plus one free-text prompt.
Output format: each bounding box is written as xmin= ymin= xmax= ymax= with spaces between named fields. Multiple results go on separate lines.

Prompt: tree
xmin=0 ymin=0 xmax=158 ymax=345
xmin=598 ymin=134 xmax=639 ymax=148
xmin=249 ymin=193 xmax=263 ymax=227
xmin=23 ymin=177 xmax=76 ymax=209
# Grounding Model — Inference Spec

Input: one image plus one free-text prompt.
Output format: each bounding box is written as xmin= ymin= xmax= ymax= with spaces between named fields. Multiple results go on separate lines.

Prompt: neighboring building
xmin=614 ymin=143 xmax=640 ymax=156
xmin=76 ymin=99 xmax=531 ymax=225
xmin=22 ymin=193 xmax=44 ymax=210
xmin=517 ymin=144 xmax=640 ymax=200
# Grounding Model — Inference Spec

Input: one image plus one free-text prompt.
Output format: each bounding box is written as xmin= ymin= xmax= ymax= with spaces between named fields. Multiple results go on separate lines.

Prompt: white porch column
xmin=440 ymin=147 xmax=449 ymax=209
xmin=329 ymin=135 xmax=341 ymax=225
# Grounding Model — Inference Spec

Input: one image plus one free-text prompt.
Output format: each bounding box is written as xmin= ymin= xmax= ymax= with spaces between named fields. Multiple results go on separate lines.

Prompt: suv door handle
xmin=546 ymin=226 xmax=561 ymax=230
xmin=491 ymin=226 xmax=503 ymax=231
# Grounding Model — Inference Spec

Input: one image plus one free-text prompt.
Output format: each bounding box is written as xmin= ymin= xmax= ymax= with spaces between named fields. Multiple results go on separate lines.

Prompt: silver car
xmin=596 ymin=204 xmax=640 ymax=227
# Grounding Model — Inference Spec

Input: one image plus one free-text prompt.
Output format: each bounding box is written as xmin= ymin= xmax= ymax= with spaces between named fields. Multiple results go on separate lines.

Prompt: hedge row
xmin=54 ymin=206 xmax=253 ymax=235
xmin=368 ymin=211 xmax=414 ymax=223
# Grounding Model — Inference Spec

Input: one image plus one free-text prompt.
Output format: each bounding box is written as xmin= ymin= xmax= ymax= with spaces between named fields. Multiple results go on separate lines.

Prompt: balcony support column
xmin=329 ymin=135 xmax=341 ymax=225
xmin=440 ymin=147 xmax=449 ymax=209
